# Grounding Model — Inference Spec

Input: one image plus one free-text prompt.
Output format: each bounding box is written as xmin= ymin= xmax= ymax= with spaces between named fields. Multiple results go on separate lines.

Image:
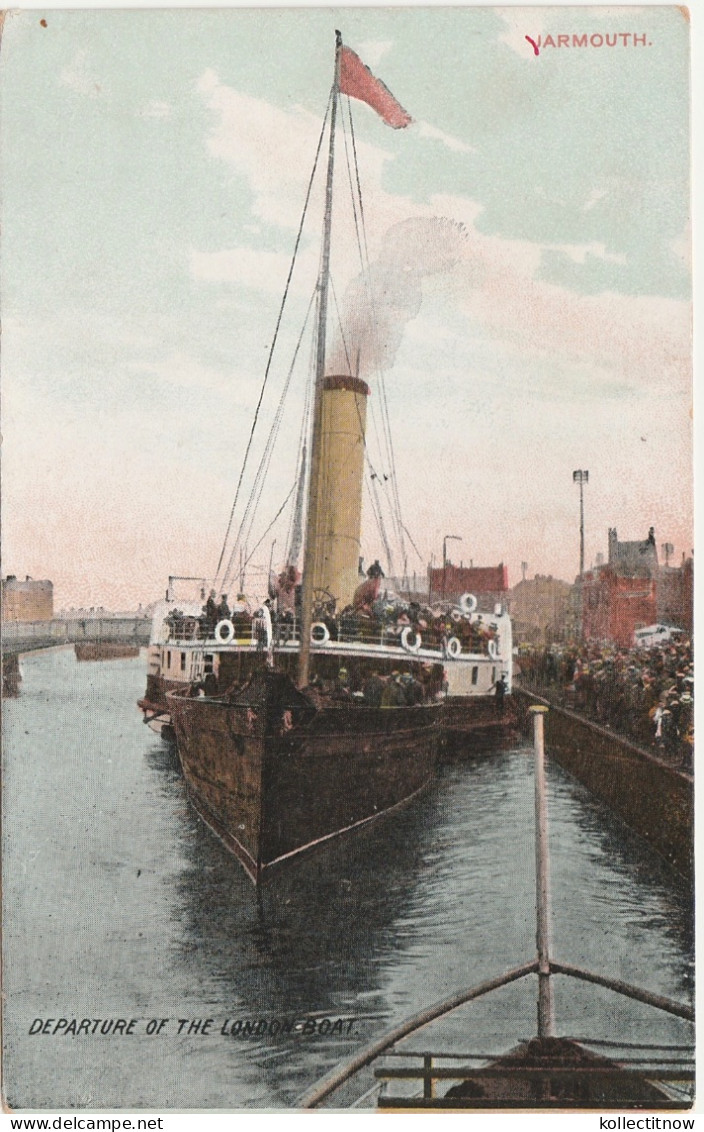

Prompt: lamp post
xmin=572 ymin=471 xmax=589 ymax=578
xmin=442 ymin=534 xmax=462 ymax=600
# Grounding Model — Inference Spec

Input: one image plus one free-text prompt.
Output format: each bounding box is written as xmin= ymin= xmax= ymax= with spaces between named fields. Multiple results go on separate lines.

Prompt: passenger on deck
xmin=367 ymin=559 xmax=385 ymax=579
xmin=332 ymin=667 xmax=351 ymax=701
xmin=202 ymin=590 xmax=218 ymax=635
xmin=381 ymin=672 xmax=407 ymax=707
xmin=216 ymin=594 xmax=231 ymax=621
xmin=323 ymin=602 xmax=339 ymax=641
xmin=491 ymin=673 xmax=508 ymax=714
xmin=340 ymin=606 xmax=359 ymax=639
xmin=401 ymin=672 xmax=425 ymax=705
xmin=278 ymin=608 xmax=294 ymax=642
xmin=362 ymin=670 xmax=385 ymax=707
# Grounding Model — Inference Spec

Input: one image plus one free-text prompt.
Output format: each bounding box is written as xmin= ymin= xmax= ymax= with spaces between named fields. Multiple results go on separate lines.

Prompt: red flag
xmin=339 ymin=46 xmax=412 ymax=129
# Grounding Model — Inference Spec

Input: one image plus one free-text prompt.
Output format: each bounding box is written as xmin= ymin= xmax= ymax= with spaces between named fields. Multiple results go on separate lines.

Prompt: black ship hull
xmin=169 ymin=670 xmax=440 ymax=883
xmin=441 ymin=694 xmax=519 ymax=756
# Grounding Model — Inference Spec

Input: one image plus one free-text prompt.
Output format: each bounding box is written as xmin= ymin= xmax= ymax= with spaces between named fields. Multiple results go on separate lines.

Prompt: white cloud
xmin=356 ymin=40 xmax=393 ymax=68
xmin=193 ymin=77 xmax=688 ymax=411
xmin=583 ymin=187 xmax=609 ymax=212
xmin=495 ymin=8 xmax=546 ymax=59
xmin=127 ymin=350 xmax=241 ymax=395
xmin=543 ymin=241 xmax=627 ymax=266
xmin=403 ymin=192 xmax=686 ymax=397
xmin=189 ymin=244 xmax=317 ymax=295
xmin=195 ymin=68 xmax=393 ymax=238
xmin=417 ymin=121 xmax=476 ymax=154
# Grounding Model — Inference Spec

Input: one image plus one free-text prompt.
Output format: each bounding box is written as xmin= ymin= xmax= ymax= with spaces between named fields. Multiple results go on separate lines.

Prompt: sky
xmin=0 ymin=5 xmax=692 ymax=610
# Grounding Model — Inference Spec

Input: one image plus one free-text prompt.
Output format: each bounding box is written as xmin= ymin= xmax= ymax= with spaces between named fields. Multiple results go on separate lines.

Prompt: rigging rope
xmin=330 ymin=276 xmax=353 ymax=377
xmin=348 ymin=100 xmax=412 ymax=586
xmin=213 ymin=95 xmax=332 ymax=589
xmin=342 ymin=96 xmax=413 ymax=586
xmin=222 ymin=287 xmax=317 ymax=593
xmin=242 ymin=480 xmax=298 ymax=572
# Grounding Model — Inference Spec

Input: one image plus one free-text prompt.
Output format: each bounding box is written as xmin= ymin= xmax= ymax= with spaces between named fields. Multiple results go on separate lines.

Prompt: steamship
xmin=138 ymin=34 xmax=512 ymax=883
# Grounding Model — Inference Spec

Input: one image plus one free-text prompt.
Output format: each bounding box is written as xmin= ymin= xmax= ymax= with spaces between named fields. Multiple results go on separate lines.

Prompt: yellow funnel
xmin=307 ymin=375 xmax=369 ymax=612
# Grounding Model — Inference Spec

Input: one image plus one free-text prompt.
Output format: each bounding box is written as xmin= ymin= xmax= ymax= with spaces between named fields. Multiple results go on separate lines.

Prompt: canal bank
xmin=514 ymin=688 xmax=693 ymax=881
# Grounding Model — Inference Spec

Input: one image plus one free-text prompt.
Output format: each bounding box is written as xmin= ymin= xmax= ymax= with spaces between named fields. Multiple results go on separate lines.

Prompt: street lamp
xmin=442 ymin=534 xmax=462 ymax=599
xmin=572 ymin=470 xmax=589 ymax=578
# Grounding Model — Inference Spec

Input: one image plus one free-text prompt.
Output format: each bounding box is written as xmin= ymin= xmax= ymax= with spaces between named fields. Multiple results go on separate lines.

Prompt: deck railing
xmin=163 ymin=615 xmax=499 ymax=660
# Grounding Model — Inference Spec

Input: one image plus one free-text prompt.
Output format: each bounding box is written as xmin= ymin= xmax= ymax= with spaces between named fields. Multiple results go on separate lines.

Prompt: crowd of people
xmin=518 ymin=639 xmax=694 ymax=769
xmin=167 ymin=592 xmax=254 ymax=641
xmin=306 ymin=665 xmax=432 ymax=708
xmin=167 ymin=586 xmax=501 ymax=659
xmin=332 ymin=598 xmax=499 ymax=656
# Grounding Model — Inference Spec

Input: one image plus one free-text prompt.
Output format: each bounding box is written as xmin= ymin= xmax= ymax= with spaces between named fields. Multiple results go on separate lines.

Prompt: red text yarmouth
xmin=535 ymin=32 xmax=650 ymax=48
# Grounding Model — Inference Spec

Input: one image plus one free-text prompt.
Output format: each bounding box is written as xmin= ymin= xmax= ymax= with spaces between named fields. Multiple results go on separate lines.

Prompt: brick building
xmin=581 ymin=566 xmax=656 ymax=647
xmin=657 ymin=556 xmax=693 ymax=633
xmin=428 ymin=563 xmax=509 ymax=609
xmin=1 ymin=575 xmax=54 ymax=622
xmin=581 ymin=528 xmax=662 ymax=647
xmin=607 ymin=526 xmax=659 ymax=577
xmin=510 ymin=575 xmax=573 ymax=645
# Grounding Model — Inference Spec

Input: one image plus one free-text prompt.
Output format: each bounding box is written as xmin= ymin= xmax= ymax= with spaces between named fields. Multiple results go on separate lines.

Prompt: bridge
xmin=2 ymin=617 xmax=151 ymax=655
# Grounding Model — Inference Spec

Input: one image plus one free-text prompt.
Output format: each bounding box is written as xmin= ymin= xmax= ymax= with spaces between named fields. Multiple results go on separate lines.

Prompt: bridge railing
xmin=2 ymin=618 xmax=151 ymax=645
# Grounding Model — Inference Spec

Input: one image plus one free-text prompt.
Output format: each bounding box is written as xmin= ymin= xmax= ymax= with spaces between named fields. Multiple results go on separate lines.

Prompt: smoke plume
xmin=327 ymin=216 xmax=468 ymax=378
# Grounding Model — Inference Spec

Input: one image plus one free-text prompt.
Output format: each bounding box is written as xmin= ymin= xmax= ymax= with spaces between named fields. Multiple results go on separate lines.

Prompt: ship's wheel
xmin=311 ymin=587 xmax=337 ymax=617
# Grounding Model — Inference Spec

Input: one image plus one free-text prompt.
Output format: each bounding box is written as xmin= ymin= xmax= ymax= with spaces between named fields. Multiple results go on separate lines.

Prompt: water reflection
xmin=175 ymin=786 xmax=437 ymax=1005
xmin=2 ymin=651 xmax=693 ymax=1110
xmin=545 ymin=765 xmax=694 ymax=1002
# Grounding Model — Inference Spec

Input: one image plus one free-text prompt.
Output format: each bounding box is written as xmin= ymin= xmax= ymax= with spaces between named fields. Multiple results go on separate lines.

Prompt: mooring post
xmin=530 ymin=705 xmax=555 ymax=1039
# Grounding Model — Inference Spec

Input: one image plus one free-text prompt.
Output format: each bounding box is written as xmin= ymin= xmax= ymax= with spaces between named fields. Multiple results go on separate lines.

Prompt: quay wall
xmin=2 ymin=617 xmax=150 ymax=653
xmin=514 ymin=688 xmax=693 ymax=881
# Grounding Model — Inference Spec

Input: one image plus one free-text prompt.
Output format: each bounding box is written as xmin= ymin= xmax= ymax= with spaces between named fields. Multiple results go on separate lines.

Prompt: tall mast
xmin=297 ymin=30 xmax=342 ymax=687
xmin=287 ymin=443 xmax=307 ymax=569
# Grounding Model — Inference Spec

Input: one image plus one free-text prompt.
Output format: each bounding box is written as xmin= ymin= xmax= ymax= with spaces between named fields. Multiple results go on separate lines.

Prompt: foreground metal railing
xmin=298 ymin=707 xmax=694 ymax=1110
xmin=373 ymin=1047 xmax=694 ymax=1103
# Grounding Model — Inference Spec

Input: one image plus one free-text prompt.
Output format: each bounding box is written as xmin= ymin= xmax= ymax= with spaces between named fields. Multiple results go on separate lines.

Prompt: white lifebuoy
xmin=311 ymin=621 xmax=330 ymax=645
xmin=488 ymin=639 xmax=498 ymax=659
xmin=460 ymin=592 xmax=478 ymax=615
xmin=401 ymin=626 xmax=421 ymax=653
xmin=214 ymin=619 xmax=235 ymax=643
xmin=450 ymin=609 xmax=463 ymax=623
xmin=446 ymin=636 xmax=462 ymax=659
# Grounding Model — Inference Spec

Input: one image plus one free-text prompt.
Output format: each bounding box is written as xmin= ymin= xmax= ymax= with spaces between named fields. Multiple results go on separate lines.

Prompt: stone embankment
xmin=514 ymin=687 xmax=693 ymax=881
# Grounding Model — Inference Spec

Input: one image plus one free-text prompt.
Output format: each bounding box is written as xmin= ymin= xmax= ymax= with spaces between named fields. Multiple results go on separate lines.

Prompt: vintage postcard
xmin=1 ymin=5 xmax=693 ymax=1118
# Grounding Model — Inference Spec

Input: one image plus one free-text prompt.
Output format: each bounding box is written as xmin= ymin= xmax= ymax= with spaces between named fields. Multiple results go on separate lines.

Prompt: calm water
xmin=2 ymin=648 xmax=693 ymax=1110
